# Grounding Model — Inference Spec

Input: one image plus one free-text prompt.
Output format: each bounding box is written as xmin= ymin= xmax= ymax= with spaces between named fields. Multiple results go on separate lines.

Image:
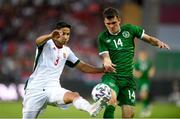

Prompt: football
xmin=91 ymin=83 xmax=112 ymax=101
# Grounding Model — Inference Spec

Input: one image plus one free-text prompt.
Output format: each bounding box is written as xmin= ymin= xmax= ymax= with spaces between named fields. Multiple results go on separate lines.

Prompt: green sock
xmin=103 ymin=105 xmax=115 ymax=119
xmin=143 ymin=98 xmax=150 ymax=109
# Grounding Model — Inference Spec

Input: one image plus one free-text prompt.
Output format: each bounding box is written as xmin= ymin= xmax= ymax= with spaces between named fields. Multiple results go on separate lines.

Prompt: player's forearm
xmin=76 ymin=61 xmax=104 ymax=73
xmin=149 ymin=66 xmax=155 ymax=78
xmin=148 ymin=36 xmax=162 ymax=46
xmin=100 ymin=53 xmax=111 ymax=64
xmin=101 ymin=53 xmax=110 ymax=61
xmin=142 ymin=34 xmax=170 ymax=49
xmin=82 ymin=66 xmax=104 ymax=73
xmin=142 ymin=34 xmax=161 ymax=47
xmin=36 ymin=34 xmax=52 ymax=46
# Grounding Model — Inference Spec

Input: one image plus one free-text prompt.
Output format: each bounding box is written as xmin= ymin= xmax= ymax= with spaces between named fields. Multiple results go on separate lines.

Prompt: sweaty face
xmin=104 ymin=16 xmax=121 ymax=34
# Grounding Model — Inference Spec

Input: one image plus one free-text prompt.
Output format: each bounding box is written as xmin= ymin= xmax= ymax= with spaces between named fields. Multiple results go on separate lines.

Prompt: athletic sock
xmin=73 ymin=97 xmax=91 ymax=112
xmin=103 ymin=105 xmax=115 ymax=119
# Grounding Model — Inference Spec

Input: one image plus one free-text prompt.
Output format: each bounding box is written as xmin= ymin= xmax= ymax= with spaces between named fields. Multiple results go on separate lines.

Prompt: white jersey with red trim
xmin=25 ymin=39 xmax=79 ymax=89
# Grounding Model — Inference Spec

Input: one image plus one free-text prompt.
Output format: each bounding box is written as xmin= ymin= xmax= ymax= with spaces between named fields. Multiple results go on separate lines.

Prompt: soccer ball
xmin=91 ymin=83 xmax=112 ymax=101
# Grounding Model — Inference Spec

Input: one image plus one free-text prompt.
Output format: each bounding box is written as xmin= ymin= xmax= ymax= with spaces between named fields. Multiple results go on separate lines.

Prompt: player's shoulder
xmin=121 ymin=23 xmax=134 ymax=29
xmin=46 ymin=39 xmax=53 ymax=44
xmin=98 ymin=30 xmax=109 ymax=38
xmin=63 ymin=45 xmax=70 ymax=50
xmin=121 ymin=24 xmax=142 ymax=33
xmin=63 ymin=45 xmax=74 ymax=53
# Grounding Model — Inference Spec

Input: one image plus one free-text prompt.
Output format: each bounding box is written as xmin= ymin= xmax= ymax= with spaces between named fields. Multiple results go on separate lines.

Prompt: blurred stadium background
xmin=0 ymin=0 xmax=180 ymax=118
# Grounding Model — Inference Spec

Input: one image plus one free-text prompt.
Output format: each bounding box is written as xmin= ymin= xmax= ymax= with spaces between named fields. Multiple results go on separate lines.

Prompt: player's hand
xmin=157 ymin=41 xmax=170 ymax=49
xmin=51 ymin=30 xmax=60 ymax=40
xmin=51 ymin=30 xmax=66 ymax=45
xmin=103 ymin=59 xmax=116 ymax=73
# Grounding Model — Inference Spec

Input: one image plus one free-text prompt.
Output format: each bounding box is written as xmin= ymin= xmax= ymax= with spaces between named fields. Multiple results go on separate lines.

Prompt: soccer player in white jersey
xmin=22 ymin=21 xmax=109 ymax=119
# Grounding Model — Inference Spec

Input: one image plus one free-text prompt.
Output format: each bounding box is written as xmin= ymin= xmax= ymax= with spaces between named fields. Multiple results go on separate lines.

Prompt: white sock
xmin=73 ymin=97 xmax=92 ymax=113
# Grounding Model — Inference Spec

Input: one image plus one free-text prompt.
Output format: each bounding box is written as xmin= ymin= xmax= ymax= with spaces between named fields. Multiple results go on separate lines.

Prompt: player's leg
xmin=64 ymin=91 xmax=92 ymax=112
xmin=103 ymin=90 xmax=117 ymax=118
xmin=139 ymin=83 xmax=152 ymax=117
xmin=64 ymin=91 xmax=109 ymax=117
xmin=48 ymin=87 xmax=107 ymax=117
xmin=122 ymin=105 xmax=135 ymax=118
xmin=118 ymin=87 xmax=136 ymax=118
xmin=22 ymin=89 xmax=47 ymax=119
xmin=101 ymin=76 xmax=119 ymax=119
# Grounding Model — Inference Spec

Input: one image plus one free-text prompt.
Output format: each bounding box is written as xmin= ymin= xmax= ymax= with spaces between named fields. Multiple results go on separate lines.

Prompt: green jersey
xmin=134 ymin=59 xmax=153 ymax=93
xmin=134 ymin=59 xmax=152 ymax=81
xmin=98 ymin=24 xmax=144 ymax=77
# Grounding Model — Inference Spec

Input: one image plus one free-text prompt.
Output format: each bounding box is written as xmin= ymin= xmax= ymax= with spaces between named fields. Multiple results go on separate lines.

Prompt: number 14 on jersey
xmin=113 ymin=38 xmax=123 ymax=48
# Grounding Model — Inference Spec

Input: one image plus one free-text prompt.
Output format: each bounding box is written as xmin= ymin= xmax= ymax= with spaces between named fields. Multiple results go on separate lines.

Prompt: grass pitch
xmin=0 ymin=101 xmax=180 ymax=118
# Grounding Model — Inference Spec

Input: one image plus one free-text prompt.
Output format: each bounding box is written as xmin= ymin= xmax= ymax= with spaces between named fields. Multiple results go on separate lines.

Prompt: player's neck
xmin=109 ymin=28 xmax=121 ymax=35
xmin=54 ymin=41 xmax=63 ymax=48
xmin=56 ymin=45 xmax=63 ymax=49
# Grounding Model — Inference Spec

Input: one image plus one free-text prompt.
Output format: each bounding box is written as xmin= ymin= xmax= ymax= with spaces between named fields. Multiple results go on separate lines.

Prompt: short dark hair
xmin=103 ymin=7 xmax=120 ymax=19
xmin=55 ymin=21 xmax=71 ymax=29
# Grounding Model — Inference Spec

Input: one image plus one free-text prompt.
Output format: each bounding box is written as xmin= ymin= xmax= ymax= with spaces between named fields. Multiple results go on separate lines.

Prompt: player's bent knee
xmin=72 ymin=92 xmax=80 ymax=99
xmin=123 ymin=111 xmax=134 ymax=118
xmin=122 ymin=105 xmax=135 ymax=118
xmin=63 ymin=91 xmax=80 ymax=104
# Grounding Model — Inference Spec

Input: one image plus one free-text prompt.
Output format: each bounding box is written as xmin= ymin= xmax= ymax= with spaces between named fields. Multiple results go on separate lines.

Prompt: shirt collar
xmin=109 ymin=28 xmax=121 ymax=35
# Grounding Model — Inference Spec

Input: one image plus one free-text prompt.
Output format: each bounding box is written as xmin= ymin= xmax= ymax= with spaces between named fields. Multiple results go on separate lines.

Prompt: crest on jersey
xmin=122 ymin=31 xmax=130 ymax=38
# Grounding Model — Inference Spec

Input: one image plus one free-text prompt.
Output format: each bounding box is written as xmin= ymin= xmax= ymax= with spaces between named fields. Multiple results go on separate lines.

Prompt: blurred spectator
xmin=0 ymin=0 xmax=123 ymax=87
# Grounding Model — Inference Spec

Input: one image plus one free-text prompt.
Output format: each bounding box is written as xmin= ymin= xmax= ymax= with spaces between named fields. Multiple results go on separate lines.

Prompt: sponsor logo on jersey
xmin=106 ymin=39 xmax=111 ymax=43
xmin=109 ymin=82 xmax=115 ymax=87
xmin=122 ymin=31 xmax=130 ymax=38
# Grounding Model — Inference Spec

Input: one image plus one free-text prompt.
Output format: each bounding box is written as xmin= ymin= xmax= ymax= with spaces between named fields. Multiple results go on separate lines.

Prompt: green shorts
xmin=137 ymin=79 xmax=151 ymax=92
xmin=101 ymin=74 xmax=136 ymax=106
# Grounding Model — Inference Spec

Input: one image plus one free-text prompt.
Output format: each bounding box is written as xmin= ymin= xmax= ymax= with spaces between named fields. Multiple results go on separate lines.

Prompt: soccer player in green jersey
xmin=134 ymin=51 xmax=155 ymax=117
xmin=97 ymin=7 xmax=170 ymax=118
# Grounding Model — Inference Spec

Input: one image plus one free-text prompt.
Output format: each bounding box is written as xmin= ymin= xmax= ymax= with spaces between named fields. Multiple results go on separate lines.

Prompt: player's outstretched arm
xmin=35 ymin=33 xmax=52 ymax=46
xmin=141 ymin=34 xmax=170 ymax=49
xmin=75 ymin=60 xmax=105 ymax=73
xmin=35 ymin=30 xmax=61 ymax=46
xmin=149 ymin=66 xmax=156 ymax=78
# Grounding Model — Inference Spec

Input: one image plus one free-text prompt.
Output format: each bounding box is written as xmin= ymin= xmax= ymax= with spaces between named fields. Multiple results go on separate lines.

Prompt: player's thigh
xmin=117 ymin=87 xmax=136 ymax=106
xmin=22 ymin=89 xmax=47 ymax=117
xmin=63 ymin=91 xmax=80 ymax=103
xmin=47 ymin=87 xmax=70 ymax=105
xmin=118 ymin=87 xmax=136 ymax=118
xmin=101 ymin=75 xmax=119 ymax=96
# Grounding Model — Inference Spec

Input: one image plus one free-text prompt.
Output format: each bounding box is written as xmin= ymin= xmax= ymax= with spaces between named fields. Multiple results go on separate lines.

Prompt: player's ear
xmin=117 ymin=17 xmax=121 ymax=24
xmin=104 ymin=19 xmax=106 ymax=24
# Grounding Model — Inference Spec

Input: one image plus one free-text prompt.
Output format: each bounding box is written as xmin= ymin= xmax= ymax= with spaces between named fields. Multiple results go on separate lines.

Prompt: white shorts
xmin=22 ymin=86 xmax=70 ymax=113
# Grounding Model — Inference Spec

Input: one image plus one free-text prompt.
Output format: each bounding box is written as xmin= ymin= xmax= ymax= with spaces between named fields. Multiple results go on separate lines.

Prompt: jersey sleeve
xmin=98 ymin=33 xmax=108 ymax=55
xmin=66 ymin=47 xmax=80 ymax=68
xmin=130 ymin=24 xmax=144 ymax=39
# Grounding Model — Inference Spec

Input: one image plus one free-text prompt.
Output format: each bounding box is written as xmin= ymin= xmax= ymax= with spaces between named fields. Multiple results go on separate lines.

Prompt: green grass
xmin=0 ymin=101 xmax=180 ymax=118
